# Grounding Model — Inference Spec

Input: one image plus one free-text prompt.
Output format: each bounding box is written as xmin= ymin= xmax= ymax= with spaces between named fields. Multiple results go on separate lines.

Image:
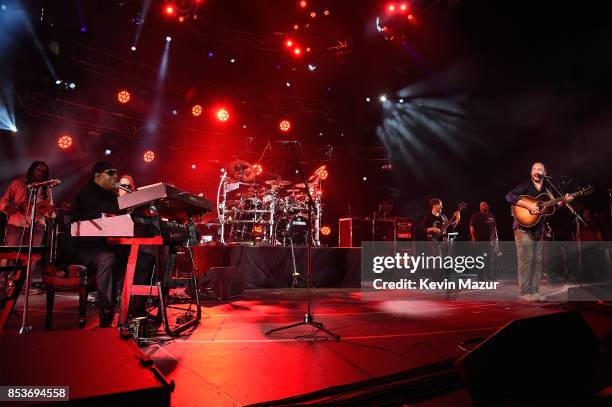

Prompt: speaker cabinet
xmin=455 ymin=311 xmax=599 ymax=404
xmin=202 ymin=266 xmax=243 ymax=300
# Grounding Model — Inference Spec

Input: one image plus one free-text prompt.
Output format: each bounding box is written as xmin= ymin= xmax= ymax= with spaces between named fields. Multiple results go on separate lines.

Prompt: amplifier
xmin=338 ymin=217 xmax=414 ymax=247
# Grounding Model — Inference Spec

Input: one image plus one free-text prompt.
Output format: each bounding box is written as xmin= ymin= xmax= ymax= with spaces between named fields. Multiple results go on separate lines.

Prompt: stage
xmin=6 ymin=282 xmax=612 ymax=406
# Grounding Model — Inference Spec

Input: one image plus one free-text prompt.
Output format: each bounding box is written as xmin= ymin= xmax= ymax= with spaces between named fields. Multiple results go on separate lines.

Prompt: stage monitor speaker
xmin=0 ymin=329 xmax=173 ymax=405
xmin=203 ymin=266 xmax=243 ymax=299
xmin=455 ymin=311 xmax=599 ymax=405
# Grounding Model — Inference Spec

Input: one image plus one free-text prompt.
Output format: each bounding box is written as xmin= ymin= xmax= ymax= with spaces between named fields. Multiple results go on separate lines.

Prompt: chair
xmin=43 ymin=264 xmax=92 ymax=329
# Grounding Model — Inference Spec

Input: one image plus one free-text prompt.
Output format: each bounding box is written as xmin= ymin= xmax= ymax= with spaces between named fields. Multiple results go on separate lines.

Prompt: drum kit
xmin=216 ymin=159 xmax=324 ymax=246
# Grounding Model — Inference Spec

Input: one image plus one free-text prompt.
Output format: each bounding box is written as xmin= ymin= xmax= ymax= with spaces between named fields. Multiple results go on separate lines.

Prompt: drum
xmin=275 ymin=215 xmax=308 ymax=245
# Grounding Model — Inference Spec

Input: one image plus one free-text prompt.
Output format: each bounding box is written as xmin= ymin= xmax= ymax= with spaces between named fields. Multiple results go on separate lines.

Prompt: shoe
xmin=532 ymin=293 xmax=547 ymax=301
xmin=99 ymin=311 xmax=115 ymax=328
xmin=519 ymin=294 xmax=536 ymax=301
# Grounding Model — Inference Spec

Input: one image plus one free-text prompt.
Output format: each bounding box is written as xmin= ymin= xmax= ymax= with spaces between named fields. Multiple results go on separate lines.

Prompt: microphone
xmin=26 ymin=179 xmax=61 ymax=189
xmin=273 ymin=140 xmax=300 ymax=145
xmin=114 ymin=182 xmax=133 ymax=193
xmin=535 ymin=173 xmax=553 ymax=179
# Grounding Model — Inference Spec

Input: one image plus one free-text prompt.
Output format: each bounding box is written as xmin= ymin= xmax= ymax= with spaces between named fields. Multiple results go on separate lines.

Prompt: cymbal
xmin=265 ymin=179 xmax=291 ymax=187
xmin=285 ymin=188 xmax=300 ymax=193
xmin=228 ymin=159 xmax=255 ymax=182
xmin=294 ymin=182 xmax=317 ymax=189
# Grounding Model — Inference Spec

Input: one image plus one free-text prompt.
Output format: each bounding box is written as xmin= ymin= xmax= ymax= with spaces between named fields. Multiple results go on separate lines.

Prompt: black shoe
xmin=99 ymin=311 xmax=114 ymax=328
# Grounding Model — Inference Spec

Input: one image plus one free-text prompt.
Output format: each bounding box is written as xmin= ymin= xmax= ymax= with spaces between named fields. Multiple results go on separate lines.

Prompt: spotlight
xmin=80 ymin=26 xmax=87 ymax=33
xmin=379 ymin=95 xmax=387 ymax=102
xmin=191 ymin=164 xmax=197 ymax=170
xmin=252 ymin=164 xmax=263 ymax=176
xmin=306 ymin=47 xmax=311 ymax=52
xmin=387 ymin=4 xmax=396 ymax=12
xmin=10 ymin=126 xmax=17 ymax=133
xmin=1 ymin=5 xmax=6 ymax=11
xmin=293 ymin=24 xmax=299 ymax=30
xmin=130 ymin=46 xmax=137 ymax=51
xmin=399 ymin=98 xmax=404 ymax=103
xmin=208 ymin=51 xmax=214 ymax=57
xmin=143 ymin=150 xmax=155 ymax=162
xmin=117 ymin=90 xmax=131 ymax=104
xmin=323 ymin=9 xmax=330 ymax=16
xmin=286 ymin=82 xmax=291 ymax=87
xmin=104 ymin=149 xmax=112 ymax=156
xmin=164 ymin=5 xmax=175 ymax=16
xmin=230 ymin=58 xmax=236 ymax=63
xmin=165 ymin=36 xmax=172 ymax=42
xmin=55 ymin=80 xmax=62 ymax=85
xmin=285 ymin=39 xmax=293 ymax=47
xmin=68 ymin=82 xmax=76 ymax=89
xmin=216 ymin=108 xmax=229 ymax=122
xmin=171 ymin=109 xmax=178 ymax=116
xmin=400 ymin=3 xmax=408 ymax=11
xmin=242 ymin=124 xmax=247 ymax=128
xmin=408 ymin=14 xmax=414 ymax=21
xmin=299 ymin=1 xmax=307 ymax=8
xmin=310 ymin=11 xmax=316 ymax=18
xmin=319 ymin=132 xmax=323 ymax=136
xmin=279 ymin=120 xmax=291 ymax=132
xmin=293 ymin=48 xmax=301 ymax=55
xmin=57 ymin=135 xmax=73 ymax=149
xmin=308 ymin=64 xmax=316 ymax=71
xmin=320 ymin=226 xmax=331 ymax=236
xmin=362 ymin=176 xmax=367 ymax=181
xmin=365 ymin=97 xmax=371 ymax=102
xmin=191 ymin=104 xmax=203 ymax=117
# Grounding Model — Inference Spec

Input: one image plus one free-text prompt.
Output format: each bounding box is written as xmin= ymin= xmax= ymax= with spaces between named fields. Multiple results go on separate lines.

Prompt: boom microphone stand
xmin=265 ymin=142 xmax=340 ymax=340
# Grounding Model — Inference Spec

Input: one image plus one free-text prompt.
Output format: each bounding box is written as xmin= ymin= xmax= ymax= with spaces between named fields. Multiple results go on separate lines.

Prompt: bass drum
xmin=275 ymin=215 xmax=308 ymax=245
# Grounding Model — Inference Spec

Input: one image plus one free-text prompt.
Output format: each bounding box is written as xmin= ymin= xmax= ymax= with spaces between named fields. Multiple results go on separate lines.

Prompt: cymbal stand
xmin=265 ymin=142 xmax=340 ymax=340
xmin=216 ymin=170 xmax=228 ymax=244
xmin=289 ymin=238 xmax=306 ymax=291
xmin=19 ymin=185 xmax=40 ymax=334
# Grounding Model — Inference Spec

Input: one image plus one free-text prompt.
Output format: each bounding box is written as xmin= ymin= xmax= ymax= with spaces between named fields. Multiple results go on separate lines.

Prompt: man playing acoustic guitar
xmin=506 ymin=162 xmax=573 ymax=301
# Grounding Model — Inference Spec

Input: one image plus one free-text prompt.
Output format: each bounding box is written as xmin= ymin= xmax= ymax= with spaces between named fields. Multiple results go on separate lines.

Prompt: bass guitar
xmin=511 ymin=186 xmax=593 ymax=227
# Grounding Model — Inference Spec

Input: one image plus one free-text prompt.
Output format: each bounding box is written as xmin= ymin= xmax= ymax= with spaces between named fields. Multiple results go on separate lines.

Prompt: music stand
xmin=265 ymin=142 xmax=340 ymax=341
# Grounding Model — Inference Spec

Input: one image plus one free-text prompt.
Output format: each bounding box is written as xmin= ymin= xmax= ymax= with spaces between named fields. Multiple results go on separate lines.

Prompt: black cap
xmin=92 ymin=161 xmax=117 ymax=175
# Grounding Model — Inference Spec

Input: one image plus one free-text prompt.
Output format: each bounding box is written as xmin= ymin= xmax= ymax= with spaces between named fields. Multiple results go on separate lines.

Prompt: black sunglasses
xmin=102 ymin=169 xmax=118 ymax=176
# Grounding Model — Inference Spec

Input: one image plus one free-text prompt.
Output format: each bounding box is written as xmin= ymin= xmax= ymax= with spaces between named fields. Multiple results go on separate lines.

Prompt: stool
xmin=43 ymin=264 xmax=91 ymax=329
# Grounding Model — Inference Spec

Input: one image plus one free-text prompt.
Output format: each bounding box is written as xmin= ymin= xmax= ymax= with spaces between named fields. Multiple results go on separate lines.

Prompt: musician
xmin=506 ymin=162 xmax=573 ymax=301
xmin=420 ymin=198 xmax=460 ymax=241
xmin=71 ymin=161 xmax=153 ymax=327
xmin=469 ymin=202 xmax=496 ymax=241
xmin=0 ymin=161 xmax=55 ymax=246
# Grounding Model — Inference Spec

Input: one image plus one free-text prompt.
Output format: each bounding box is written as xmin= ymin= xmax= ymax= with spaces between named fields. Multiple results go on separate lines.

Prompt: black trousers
xmin=75 ymin=245 xmax=155 ymax=316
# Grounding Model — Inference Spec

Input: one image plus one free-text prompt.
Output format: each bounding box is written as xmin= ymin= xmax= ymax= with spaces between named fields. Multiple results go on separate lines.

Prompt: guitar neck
xmin=540 ymin=191 xmax=581 ymax=208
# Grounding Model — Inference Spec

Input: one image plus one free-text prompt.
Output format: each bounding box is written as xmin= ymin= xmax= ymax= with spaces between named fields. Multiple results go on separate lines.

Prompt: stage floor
xmin=3 ymin=284 xmax=574 ymax=406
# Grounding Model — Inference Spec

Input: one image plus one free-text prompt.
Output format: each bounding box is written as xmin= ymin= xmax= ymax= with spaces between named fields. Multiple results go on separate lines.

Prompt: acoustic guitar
xmin=511 ymin=186 xmax=593 ymax=227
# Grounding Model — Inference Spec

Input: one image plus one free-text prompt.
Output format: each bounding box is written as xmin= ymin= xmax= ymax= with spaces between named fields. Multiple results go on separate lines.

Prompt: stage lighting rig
xmin=376 ymin=2 xmax=418 ymax=41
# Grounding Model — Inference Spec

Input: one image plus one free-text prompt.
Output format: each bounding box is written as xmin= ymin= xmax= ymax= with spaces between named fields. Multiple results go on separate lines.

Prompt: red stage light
xmin=117 ymin=90 xmax=131 ymax=104
xmin=57 ymin=135 xmax=72 ymax=149
xmin=164 ymin=5 xmax=175 ymax=16
xmin=191 ymin=104 xmax=203 ymax=117
xmin=387 ymin=4 xmax=396 ymax=12
xmin=310 ymin=11 xmax=316 ymax=18
xmin=253 ymin=224 xmax=264 ymax=235
xmin=252 ymin=163 xmax=263 ymax=176
xmin=279 ymin=120 xmax=291 ymax=132
xmin=285 ymin=39 xmax=293 ymax=47
xmin=400 ymin=3 xmax=408 ymax=12
xmin=216 ymin=108 xmax=229 ymax=121
xmin=299 ymin=1 xmax=307 ymax=9
xmin=323 ymin=9 xmax=330 ymax=16
xmin=407 ymin=14 xmax=414 ymax=21
xmin=293 ymin=48 xmax=302 ymax=55
xmin=319 ymin=168 xmax=329 ymax=180
xmin=143 ymin=150 xmax=155 ymax=163
xmin=320 ymin=226 xmax=331 ymax=236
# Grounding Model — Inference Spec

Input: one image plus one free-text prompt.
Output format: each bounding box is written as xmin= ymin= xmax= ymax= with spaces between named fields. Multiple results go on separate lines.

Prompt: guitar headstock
xmin=457 ymin=202 xmax=468 ymax=212
xmin=577 ymin=186 xmax=594 ymax=197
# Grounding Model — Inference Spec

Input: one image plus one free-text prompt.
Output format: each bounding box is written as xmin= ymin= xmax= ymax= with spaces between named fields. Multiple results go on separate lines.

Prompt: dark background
xmin=2 ymin=0 xmax=611 ymax=242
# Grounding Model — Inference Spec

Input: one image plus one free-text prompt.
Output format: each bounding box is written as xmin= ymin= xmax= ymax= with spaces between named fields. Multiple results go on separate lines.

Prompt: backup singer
xmin=506 ymin=162 xmax=573 ymax=301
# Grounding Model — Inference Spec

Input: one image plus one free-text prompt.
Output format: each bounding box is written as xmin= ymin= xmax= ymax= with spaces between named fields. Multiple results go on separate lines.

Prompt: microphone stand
xmin=19 ymin=186 xmax=40 ymax=334
xmin=265 ymin=142 xmax=340 ymax=340
xmin=545 ymin=177 xmax=586 ymax=286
